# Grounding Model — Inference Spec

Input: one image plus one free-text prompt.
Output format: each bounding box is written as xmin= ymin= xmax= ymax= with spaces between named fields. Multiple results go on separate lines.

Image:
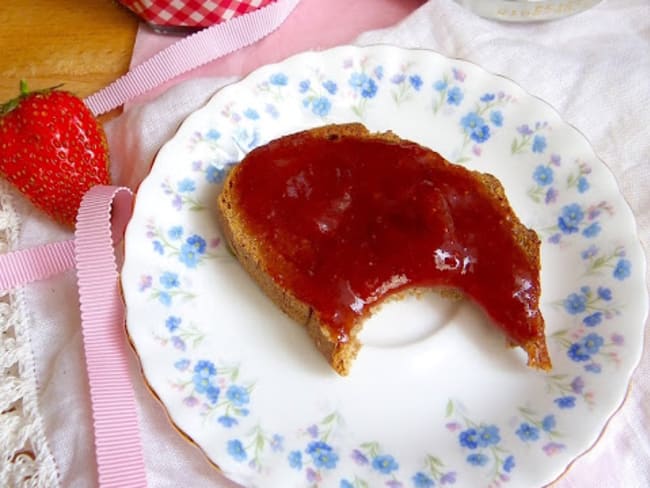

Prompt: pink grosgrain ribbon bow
xmin=0 ymin=1 xmax=301 ymax=486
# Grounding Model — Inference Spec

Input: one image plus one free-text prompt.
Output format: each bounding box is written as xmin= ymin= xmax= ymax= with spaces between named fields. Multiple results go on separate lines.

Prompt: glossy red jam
xmin=232 ymin=132 xmax=542 ymax=346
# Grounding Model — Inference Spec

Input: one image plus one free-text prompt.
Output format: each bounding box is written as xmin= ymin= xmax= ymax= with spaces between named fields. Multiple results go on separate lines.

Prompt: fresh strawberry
xmin=0 ymin=81 xmax=110 ymax=227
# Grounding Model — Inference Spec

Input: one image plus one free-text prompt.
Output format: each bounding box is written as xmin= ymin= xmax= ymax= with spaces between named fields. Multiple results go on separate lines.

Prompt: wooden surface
xmin=0 ymin=0 xmax=138 ymax=107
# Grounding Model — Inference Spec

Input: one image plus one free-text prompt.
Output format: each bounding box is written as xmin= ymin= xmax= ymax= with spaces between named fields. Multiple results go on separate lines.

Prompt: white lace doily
xmin=0 ymin=181 xmax=59 ymax=487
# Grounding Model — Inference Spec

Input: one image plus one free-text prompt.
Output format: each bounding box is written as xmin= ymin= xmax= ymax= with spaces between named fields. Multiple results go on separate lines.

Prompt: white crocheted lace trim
xmin=0 ymin=182 xmax=59 ymax=487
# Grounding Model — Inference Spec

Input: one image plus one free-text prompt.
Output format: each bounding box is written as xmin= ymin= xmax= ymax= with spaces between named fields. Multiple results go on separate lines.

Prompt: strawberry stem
xmin=1 ymin=80 xmax=65 ymax=116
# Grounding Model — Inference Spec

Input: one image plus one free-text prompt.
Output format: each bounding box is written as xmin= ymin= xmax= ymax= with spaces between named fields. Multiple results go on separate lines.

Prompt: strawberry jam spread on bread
xmin=217 ymin=123 xmax=551 ymax=375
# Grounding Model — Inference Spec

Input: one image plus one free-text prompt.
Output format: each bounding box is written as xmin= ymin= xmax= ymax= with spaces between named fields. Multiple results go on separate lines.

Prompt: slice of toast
xmin=216 ymin=123 xmax=551 ymax=375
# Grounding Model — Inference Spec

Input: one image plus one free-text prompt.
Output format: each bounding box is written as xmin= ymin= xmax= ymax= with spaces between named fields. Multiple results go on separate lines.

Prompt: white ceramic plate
xmin=121 ymin=45 xmax=647 ymax=488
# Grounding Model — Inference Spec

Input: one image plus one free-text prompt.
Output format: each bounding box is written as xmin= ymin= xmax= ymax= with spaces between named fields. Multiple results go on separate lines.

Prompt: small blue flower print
xmin=516 ymin=423 xmax=540 ymax=442
xmin=340 ymin=480 xmax=354 ymax=488
xmin=461 ymin=112 xmax=490 ymax=143
xmin=372 ymin=454 xmax=399 ymax=474
xmin=466 ymin=453 xmax=489 ymax=466
xmin=558 ymin=203 xmax=584 ymax=234
xmin=613 ymin=258 xmax=631 ymax=280
xmin=409 ymin=74 xmax=423 ymax=90
xmin=581 ymin=245 xmax=598 ymax=260
xmin=165 ymin=316 xmax=181 ymax=332
xmin=205 ymin=165 xmax=223 ymax=184
xmin=179 ymin=243 xmax=200 ymax=268
xmin=289 ymin=450 xmax=302 ymax=469
xmin=269 ymin=73 xmax=288 ymax=86
xmin=597 ymin=286 xmax=612 ymax=301
xmin=360 ymin=78 xmax=378 ymax=98
xmin=218 ymin=415 xmax=238 ymax=428
xmin=193 ymin=360 xmax=216 ymax=387
xmin=583 ymin=312 xmax=603 ymax=327
xmin=391 ymin=74 xmax=405 ymax=84
xmin=186 ymin=235 xmax=206 ymax=253
xmin=174 ymin=358 xmax=190 ymax=371
xmin=490 ymin=110 xmax=503 ymax=127
xmin=306 ymin=441 xmax=338 ymax=469
xmin=412 ymin=472 xmax=435 ymax=487
xmin=503 ymin=455 xmax=515 ymax=473
xmin=577 ymin=176 xmax=590 ymax=193
xmin=311 ymin=96 xmax=332 ymax=117
xmin=554 ymin=396 xmax=577 ymax=409
xmin=447 ymin=86 xmax=463 ymax=105
xmin=532 ymin=134 xmax=547 ymax=153
xmin=477 ymin=425 xmax=500 ymax=447
xmin=582 ymin=222 xmax=601 ymax=238
xmin=179 ymin=234 xmax=207 ymax=268
xmin=585 ymin=363 xmax=602 ymax=373
xmin=168 ymin=226 xmax=183 ymax=240
xmin=459 ymin=428 xmax=479 ymax=449
xmin=480 ymin=93 xmax=495 ymax=102
xmin=322 ymin=80 xmax=338 ymax=95
xmin=270 ymin=434 xmax=284 ymax=452
xmin=298 ymin=79 xmax=310 ymax=93
xmin=177 ymin=178 xmax=195 ymax=193
xmin=374 ymin=66 xmax=384 ymax=80
xmin=434 ymin=79 xmax=447 ymax=91
xmin=564 ymin=292 xmax=587 ymax=314
xmin=533 ymin=165 xmax=554 ymax=186
xmin=205 ymin=385 xmax=220 ymax=404
xmin=205 ymin=128 xmax=220 ymax=140
xmin=158 ymin=291 xmax=171 ymax=306
xmin=226 ymin=385 xmax=250 ymax=406
xmin=568 ymin=342 xmax=591 ymax=362
xmin=306 ymin=441 xmax=330 ymax=454
xmin=541 ymin=415 xmax=556 ymax=432
xmin=227 ymin=439 xmax=247 ymax=462
xmin=348 ymin=73 xmax=377 ymax=98
xmin=349 ymin=73 xmax=378 ymax=99
xmin=582 ymin=333 xmax=604 ymax=354
xmin=153 ymin=240 xmax=164 ymax=255
xmin=159 ymin=271 xmax=179 ymax=289
xmin=513 ymin=123 xmax=550 ymax=155
xmin=243 ymin=108 xmax=259 ymax=120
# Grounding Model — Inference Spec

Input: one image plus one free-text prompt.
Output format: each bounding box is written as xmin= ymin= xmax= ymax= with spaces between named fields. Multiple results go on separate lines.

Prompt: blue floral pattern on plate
xmin=121 ymin=45 xmax=648 ymax=488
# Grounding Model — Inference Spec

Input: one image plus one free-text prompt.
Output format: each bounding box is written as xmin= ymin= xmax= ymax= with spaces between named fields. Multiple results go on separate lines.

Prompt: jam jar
xmin=454 ymin=0 xmax=602 ymax=22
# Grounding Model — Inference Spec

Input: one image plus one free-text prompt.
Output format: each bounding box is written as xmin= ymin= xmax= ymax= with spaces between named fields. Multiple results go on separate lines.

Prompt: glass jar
xmin=454 ymin=0 xmax=602 ymax=22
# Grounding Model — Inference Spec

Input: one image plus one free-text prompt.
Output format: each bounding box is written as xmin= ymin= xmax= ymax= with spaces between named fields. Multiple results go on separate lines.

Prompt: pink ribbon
xmin=0 ymin=239 xmax=76 ymax=291
xmin=74 ymin=186 xmax=147 ymax=488
xmin=0 ymin=1 xmax=302 ymax=486
xmin=85 ymin=0 xmax=301 ymax=116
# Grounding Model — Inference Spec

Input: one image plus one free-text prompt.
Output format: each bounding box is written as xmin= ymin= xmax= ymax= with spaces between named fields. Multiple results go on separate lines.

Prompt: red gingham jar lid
xmin=118 ymin=0 xmax=277 ymax=28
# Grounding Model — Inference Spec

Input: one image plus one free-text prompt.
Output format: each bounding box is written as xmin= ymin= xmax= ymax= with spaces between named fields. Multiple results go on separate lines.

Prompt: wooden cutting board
xmin=0 ymin=0 xmax=138 ymax=112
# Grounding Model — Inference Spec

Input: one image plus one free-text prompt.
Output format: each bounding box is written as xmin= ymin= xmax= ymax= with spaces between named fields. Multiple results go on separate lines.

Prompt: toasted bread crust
xmin=217 ymin=123 xmax=550 ymax=375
